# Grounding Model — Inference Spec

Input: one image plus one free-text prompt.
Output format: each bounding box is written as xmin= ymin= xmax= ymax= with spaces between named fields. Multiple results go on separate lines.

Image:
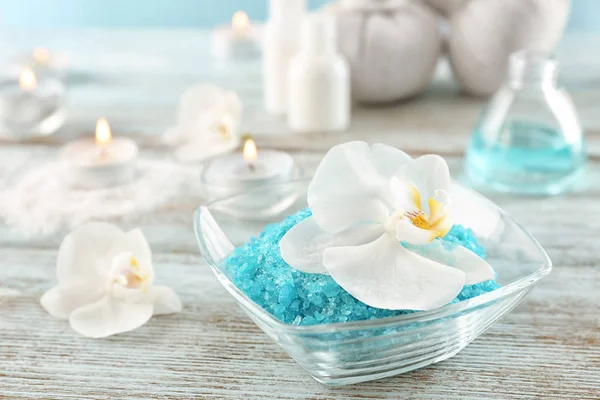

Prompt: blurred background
xmin=0 ymin=0 xmax=597 ymax=143
xmin=0 ymin=0 xmax=598 ymax=31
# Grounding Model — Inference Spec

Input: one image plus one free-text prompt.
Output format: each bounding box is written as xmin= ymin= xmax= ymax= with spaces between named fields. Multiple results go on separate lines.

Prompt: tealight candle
xmin=0 ymin=68 xmax=66 ymax=139
xmin=16 ymin=48 xmax=68 ymax=74
xmin=61 ymin=118 xmax=139 ymax=189
xmin=200 ymin=137 xmax=299 ymax=219
xmin=211 ymin=11 xmax=262 ymax=61
xmin=203 ymin=137 xmax=294 ymax=191
xmin=10 ymin=48 xmax=69 ymax=83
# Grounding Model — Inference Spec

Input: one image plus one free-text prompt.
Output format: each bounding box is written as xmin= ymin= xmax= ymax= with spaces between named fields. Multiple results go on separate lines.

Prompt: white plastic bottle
xmin=263 ymin=0 xmax=305 ymax=115
xmin=287 ymin=14 xmax=350 ymax=132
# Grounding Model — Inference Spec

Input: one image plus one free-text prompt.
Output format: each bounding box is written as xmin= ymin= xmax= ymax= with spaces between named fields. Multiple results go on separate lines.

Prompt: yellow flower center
xmin=217 ymin=113 xmax=236 ymax=140
xmin=217 ymin=122 xmax=230 ymax=139
xmin=406 ymin=210 xmax=430 ymax=230
xmin=110 ymin=253 xmax=149 ymax=291
xmin=405 ymin=185 xmax=452 ymax=239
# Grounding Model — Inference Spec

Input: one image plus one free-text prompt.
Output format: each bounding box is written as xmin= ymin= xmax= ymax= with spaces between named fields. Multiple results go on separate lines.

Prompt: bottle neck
xmin=269 ymin=0 xmax=306 ymax=23
xmin=300 ymin=14 xmax=337 ymax=55
xmin=508 ymin=51 xmax=558 ymax=90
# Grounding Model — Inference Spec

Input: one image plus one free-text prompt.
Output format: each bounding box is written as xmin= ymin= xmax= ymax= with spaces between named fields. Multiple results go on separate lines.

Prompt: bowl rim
xmin=194 ymin=178 xmax=552 ymax=334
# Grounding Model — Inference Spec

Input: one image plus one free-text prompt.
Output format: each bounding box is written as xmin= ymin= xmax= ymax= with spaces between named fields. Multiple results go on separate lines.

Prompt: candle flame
xmin=33 ymin=47 xmax=51 ymax=64
xmin=243 ymin=137 xmax=257 ymax=164
xmin=232 ymin=11 xmax=250 ymax=31
xmin=95 ymin=118 xmax=112 ymax=146
xmin=19 ymin=68 xmax=37 ymax=91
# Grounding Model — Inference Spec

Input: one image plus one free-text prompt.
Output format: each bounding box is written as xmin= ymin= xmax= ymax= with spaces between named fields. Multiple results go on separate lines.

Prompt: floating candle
xmin=61 ymin=118 xmax=139 ymax=189
xmin=203 ymin=137 xmax=294 ymax=190
xmin=211 ymin=11 xmax=262 ymax=61
xmin=200 ymin=137 xmax=299 ymax=218
xmin=0 ymin=68 xmax=65 ymax=139
xmin=12 ymin=47 xmax=68 ymax=77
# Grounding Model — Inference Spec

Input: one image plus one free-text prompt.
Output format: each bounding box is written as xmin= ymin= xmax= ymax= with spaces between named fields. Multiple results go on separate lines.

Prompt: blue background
xmin=0 ymin=0 xmax=597 ymax=31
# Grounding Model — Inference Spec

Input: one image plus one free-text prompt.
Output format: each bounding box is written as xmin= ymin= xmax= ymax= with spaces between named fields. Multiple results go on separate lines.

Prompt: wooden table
xmin=1 ymin=30 xmax=599 ymax=399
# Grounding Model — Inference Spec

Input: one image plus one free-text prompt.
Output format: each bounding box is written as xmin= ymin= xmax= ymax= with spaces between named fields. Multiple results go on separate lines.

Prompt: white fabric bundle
xmin=446 ymin=0 xmax=570 ymax=96
xmin=423 ymin=0 xmax=466 ymax=17
xmin=329 ymin=0 xmax=441 ymax=103
xmin=329 ymin=0 xmax=570 ymax=101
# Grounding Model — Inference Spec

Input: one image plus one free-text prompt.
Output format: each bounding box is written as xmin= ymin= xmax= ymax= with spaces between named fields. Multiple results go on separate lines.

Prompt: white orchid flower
xmin=165 ymin=83 xmax=242 ymax=162
xmin=41 ymin=222 xmax=181 ymax=338
xmin=280 ymin=141 xmax=495 ymax=311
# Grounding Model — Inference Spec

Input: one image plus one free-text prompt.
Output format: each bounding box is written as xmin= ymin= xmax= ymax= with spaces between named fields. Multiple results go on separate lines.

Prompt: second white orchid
xmin=41 ymin=222 xmax=181 ymax=338
xmin=165 ymin=83 xmax=242 ymax=162
xmin=280 ymin=141 xmax=495 ymax=311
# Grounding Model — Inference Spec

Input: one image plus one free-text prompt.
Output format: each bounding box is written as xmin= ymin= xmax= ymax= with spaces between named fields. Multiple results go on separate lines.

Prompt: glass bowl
xmin=193 ymin=178 xmax=551 ymax=386
xmin=0 ymin=72 xmax=66 ymax=140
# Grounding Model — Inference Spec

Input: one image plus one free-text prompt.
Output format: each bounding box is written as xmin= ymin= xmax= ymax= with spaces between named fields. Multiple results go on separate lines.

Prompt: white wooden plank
xmin=0 ymin=28 xmax=599 ymax=400
xmin=0 ymin=250 xmax=598 ymax=399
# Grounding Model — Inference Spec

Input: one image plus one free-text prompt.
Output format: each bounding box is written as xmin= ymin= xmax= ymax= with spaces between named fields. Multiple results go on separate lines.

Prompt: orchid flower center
xmin=383 ymin=209 xmax=433 ymax=234
xmin=109 ymin=252 xmax=149 ymax=290
xmin=383 ymin=185 xmax=452 ymax=242
xmin=217 ymin=113 xmax=235 ymax=140
xmin=405 ymin=210 xmax=430 ymax=229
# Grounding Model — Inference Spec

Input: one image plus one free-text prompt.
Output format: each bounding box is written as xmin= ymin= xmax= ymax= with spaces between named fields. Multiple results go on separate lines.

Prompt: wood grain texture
xmin=1 ymin=250 xmax=599 ymax=399
xmin=1 ymin=29 xmax=600 ymax=399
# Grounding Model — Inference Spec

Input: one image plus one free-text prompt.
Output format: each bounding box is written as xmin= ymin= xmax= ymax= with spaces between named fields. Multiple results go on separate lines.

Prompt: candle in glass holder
xmin=61 ymin=118 xmax=139 ymax=189
xmin=201 ymin=137 xmax=299 ymax=219
xmin=0 ymin=68 xmax=66 ymax=139
xmin=203 ymin=137 xmax=294 ymax=191
xmin=15 ymin=47 xmax=68 ymax=74
xmin=211 ymin=11 xmax=262 ymax=61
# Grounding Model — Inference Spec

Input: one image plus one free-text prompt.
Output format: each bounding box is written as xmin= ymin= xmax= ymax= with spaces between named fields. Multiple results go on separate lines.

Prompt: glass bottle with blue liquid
xmin=465 ymin=51 xmax=586 ymax=195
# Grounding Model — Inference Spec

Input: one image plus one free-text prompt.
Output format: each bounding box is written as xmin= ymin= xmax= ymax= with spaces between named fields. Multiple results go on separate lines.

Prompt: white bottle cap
xmin=301 ymin=13 xmax=336 ymax=54
xmin=269 ymin=0 xmax=306 ymax=21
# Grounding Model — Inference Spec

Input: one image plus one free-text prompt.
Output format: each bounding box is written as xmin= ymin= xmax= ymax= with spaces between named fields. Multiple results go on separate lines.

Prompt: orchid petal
xmin=308 ymin=142 xmax=411 ymax=233
xmin=371 ymin=143 xmax=413 ymax=179
xmin=323 ymin=234 xmax=466 ymax=311
xmin=428 ymin=190 xmax=453 ymax=237
xmin=445 ymin=245 xmax=495 ymax=284
xmin=280 ymin=216 xmax=383 ymax=274
xmin=404 ymin=155 xmax=452 ymax=213
xmin=40 ymin=281 xmax=105 ymax=320
xmin=149 ymin=286 xmax=183 ymax=315
xmin=407 ymin=241 xmax=496 ymax=285
xmin=178 ymin=83 xmax=225 ymax=124
xmin=164 ymin=111 xmax=214 ymax=146
xmin=103 ymin=229 xmax=155 ymax=288
xmin=57 ymin=222 xmax=125 ymax=283
xmin=389 ymin=176 xmax=421 ymax=212
xmin=395 ymin=219 xmax=439 ymax=245
xmin=449 ymin=183 xmax=501 ymax=238
xmin=69 ymin=296 xmax=154 ymax=338
xmin=105 ymin=229 xmax=152 ymax=268
xmin=219 ymin=90 xmax=243 ymax=118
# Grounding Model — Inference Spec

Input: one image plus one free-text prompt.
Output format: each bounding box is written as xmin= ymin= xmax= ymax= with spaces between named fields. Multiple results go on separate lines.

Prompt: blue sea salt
xmin=224 ymin=208 xmax=500 ymax=326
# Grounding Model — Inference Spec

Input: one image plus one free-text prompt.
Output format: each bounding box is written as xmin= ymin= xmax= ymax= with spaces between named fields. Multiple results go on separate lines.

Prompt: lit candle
xmin=244 ymin=136 xmax=258 ymax=171
xmin=211 ymin=11 xmax=262 ymax=61
xmin=61 ymin=118 xmax=139 ymax=188
xmin=0 ymin=68 xmax=65 ymax=139
xmin=33 ymin=47 xmax=52 ymax=67
xmin=12 ymin=47 xmax=68 ymax=79
xmin=20 ymin=68 xmax=37 ymax=91
xmin=232 ymin=11 xmax=250 ymax=34
xmin=201 ymin=137 xmax=295 ymax=194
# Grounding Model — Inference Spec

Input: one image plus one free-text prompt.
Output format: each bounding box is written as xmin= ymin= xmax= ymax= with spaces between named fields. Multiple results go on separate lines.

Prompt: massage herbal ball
xmin=328 ymin=0 xmax=441 ymax=103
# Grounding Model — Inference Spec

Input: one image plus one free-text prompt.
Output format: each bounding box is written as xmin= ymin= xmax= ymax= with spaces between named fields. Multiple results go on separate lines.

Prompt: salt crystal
xmin=225 ymin=208 xmax=500 ymax=326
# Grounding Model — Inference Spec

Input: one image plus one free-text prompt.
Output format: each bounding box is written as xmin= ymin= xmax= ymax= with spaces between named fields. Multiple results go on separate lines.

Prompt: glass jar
xmin=0 ymin=68 xmax=66 ymax=140
xmin=464 ymin=51 xmax=586 ymax=195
